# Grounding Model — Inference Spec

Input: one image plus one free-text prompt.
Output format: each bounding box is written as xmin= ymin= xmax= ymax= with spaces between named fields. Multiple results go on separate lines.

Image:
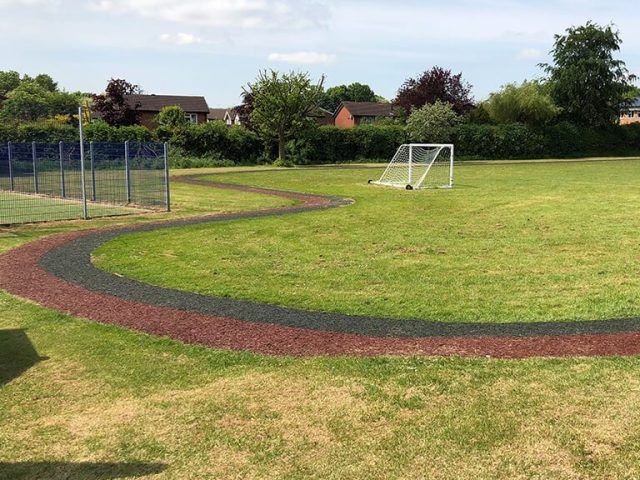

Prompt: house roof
xmin=207 ymin=108 xmax=228 ymax=120
xmin=337 ymin=101 xmax=393 ymax=117
xmin=125 ymin=94 xmax=209 ymax=113
xmin=310 ymin=107 xmax=334 ymax=118
xmin=624 ymin=96 xmax=640 ymax=109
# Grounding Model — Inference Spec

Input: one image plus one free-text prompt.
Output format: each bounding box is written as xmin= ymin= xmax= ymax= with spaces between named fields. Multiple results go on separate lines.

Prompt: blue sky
xmin=0 ymin=0 xmax=638 ymax=107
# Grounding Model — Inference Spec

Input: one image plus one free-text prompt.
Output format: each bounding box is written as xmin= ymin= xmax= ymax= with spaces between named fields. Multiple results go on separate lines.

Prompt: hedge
xmin=2 ymin=119 xmax=640 ymax=164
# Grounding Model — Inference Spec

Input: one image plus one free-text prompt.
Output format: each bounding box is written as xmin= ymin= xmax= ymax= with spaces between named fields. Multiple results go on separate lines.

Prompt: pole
xmin=163 ymin=142 xmax=171 ymax=212
xmin=32 ymin=141 xmax=38 ymax=194
xmin=408 ymin=144 xmax=413 ymax=186
xmin=78 ymin=106 xmax=88 ymax=219
xmin=124 ymin=140 xmax=131 ymax=204
xmin=7 ymin=142 xmax=14 ymax=192
xmin=89 ymin=141 xmax=96 ymax=201
xmin=59 ymin=141 xmax=66 ymax=198
xmin=450 ymin=144 xmax=454 ymax=188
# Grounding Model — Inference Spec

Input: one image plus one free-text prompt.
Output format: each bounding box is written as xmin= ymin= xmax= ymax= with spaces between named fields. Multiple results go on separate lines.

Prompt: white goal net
xmin=370 ymin=144 xmax=454 ymax=190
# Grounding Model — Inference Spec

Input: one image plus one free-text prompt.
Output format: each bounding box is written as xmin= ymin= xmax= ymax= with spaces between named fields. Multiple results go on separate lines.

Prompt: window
xmin=185 ymin=113 xmax=198 ymax=124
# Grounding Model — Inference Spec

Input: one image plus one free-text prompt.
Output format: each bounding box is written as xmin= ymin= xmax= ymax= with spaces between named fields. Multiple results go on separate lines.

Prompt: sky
xmin=0 ymin=0 xmax=639 ymax=107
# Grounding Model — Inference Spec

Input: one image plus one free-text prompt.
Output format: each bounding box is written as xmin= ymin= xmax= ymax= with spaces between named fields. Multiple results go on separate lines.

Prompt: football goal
xmin=369 ymin=144 xmax=454 ymax=190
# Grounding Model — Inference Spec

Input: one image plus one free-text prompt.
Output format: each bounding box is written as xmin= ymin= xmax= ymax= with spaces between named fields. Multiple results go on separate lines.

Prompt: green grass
xmin=0 ymin=191 xmax=138 ymax=224
xmin=95 ymin=160 xmax=640 ymax=323
xmin=5 ymin=163 xmax=640 ymax=479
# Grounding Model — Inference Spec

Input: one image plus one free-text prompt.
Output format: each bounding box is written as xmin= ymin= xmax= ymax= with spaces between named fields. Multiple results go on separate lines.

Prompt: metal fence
xmin=0 ymin=141 xmax=170 ymax=225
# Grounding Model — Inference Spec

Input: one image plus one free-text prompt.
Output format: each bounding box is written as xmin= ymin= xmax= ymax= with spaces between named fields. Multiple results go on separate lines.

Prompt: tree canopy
xmin=0 ymin=71 xmax=80 ymax=123
xmin=394 ymin=66 xmax=473 ymax=115
xmin=92 ymin=78 xmax=142 ymax=127
xmin=406 ymin=101 xmax=460 ymax=143
xmin=484 ymin=81 xmax=561 ymax=127
xmin=542 ymin=21 xmax=636 ymax=127
xmin=244 ymin=70 xmax=325 ymax=162
xmin=319 ymin=82 xmax=378 ymax=112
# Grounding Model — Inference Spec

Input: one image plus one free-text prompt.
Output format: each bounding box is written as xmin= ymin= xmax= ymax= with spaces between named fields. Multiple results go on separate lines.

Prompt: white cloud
xmin=159 ymin=32 xmax=202 ymax=46
xmin=268 ymin=51 xmax=336 ymax=64
xmin=0 ymin=0 xmax=58 ymax=6
xmin=93 ymin=0 xmax=329 ymax=30
xmin=516 ymin=48 xmax=543 ymax=60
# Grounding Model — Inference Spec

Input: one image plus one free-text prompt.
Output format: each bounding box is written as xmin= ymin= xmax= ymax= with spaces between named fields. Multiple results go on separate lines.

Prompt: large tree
xmin=0 ymin=70 xmax=21 ymax=98
xmin=92 ymin=78 xmax=142 ymax=126
xmin=541 ymin=21 xmax=636 ymax=127
xmin=0 ymin=80 xmax=80 ymax=122
xmin=320 ymin=82 xmax=378 ymax=112
xmin=393 ymin=66 xmax=473 ymax=115
xmin=484 ymin=81 xmax=561 ymax=127
xmin=244 ymin=70 xmax=325 ymax=162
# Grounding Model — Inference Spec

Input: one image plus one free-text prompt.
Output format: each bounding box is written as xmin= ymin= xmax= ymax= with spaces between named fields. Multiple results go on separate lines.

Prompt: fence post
xmin=7 ymin=142 xmax=14 ymax=192
xmin=124 ymin=140 xmax=131 ymax=204
xmin=163 ymin=142 xmax=171 ymax=212
xmin=89 ymin=141 xmax=96 ymax=201
xmin=78 ymin=106 xmax=88 ymax=220
xmin=32 ymin=141 xmax=39 ymax=194
xmin=59 ymin=141 xmax=66 ymax=198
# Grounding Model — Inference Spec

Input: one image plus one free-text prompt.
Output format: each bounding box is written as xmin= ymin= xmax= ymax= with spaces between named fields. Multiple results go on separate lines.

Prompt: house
xmin=310 ymin=107 xmax=334 ymax=126
xmin=333 ymin=101 xmax=394 ymax=128
xmin=124 ymin=94 xmax=209 ymax=128
xmin=620 ymin=97 xmax=640 ymax=125
xmin=208 ymin=108 xmax=242 ymax=126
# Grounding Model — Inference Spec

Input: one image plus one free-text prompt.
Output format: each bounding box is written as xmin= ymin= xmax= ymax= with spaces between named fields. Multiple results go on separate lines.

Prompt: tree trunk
xmin=278 ymin=134 xmax=285 ymax=162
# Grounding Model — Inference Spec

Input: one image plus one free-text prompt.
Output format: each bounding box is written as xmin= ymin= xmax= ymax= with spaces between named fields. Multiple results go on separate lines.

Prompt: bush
xmin=406 ymin=101 xmax=460 ymax=143
xmin=288 ymin=125 xmax=407 ymax=164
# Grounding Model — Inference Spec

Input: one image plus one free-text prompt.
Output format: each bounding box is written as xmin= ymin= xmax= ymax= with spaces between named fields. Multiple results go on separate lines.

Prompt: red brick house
xmin=124 ymin=94 xmax=209 ymax=128
xmin=333 ymin=101 xmax=394 ymax=128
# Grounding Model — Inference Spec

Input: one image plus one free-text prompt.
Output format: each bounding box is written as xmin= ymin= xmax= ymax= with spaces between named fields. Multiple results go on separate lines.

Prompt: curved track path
xmin=1 ymin=173 xmax=640 ymax=358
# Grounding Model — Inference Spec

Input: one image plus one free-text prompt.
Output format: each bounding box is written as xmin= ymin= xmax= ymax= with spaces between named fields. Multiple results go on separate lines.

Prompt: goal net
xmin=370 ymin=144 xmax=454 ymax=190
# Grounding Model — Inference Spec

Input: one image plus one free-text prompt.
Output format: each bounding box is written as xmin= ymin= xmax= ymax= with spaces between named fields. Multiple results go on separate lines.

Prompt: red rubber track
xmin=1 ymin=178 xmax=639 ymax=358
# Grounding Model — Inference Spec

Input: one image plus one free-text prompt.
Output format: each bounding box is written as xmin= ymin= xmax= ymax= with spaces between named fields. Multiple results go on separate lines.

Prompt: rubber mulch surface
xmin=1 ymin=174 xmax=639 ymax=358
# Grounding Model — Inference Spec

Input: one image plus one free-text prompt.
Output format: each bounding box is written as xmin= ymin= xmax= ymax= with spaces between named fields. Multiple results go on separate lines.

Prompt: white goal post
xmin=369 ymin=144 xmax=454 ymax=190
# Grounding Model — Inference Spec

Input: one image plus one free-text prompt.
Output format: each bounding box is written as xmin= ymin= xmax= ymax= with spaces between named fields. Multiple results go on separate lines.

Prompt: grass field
xmin=0 ymin=191 xmax=139 ymax=224
xmin=95 ymin=160 xmax=640 ymax=324
xmin=4 ymin=161 xmax=640 ymax=479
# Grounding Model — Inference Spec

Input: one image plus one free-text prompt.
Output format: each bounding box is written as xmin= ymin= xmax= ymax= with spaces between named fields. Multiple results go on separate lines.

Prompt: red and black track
xmin=1 ymin=174 xmax=639 ymax=358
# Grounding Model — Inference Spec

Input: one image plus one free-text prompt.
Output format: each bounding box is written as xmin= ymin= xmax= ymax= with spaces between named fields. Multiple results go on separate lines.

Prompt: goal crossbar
xmin=370 ymin=143 xmax=454 ymax=190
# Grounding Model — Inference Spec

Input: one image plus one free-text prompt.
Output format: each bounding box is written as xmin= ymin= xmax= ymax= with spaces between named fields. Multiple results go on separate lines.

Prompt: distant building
xmin=208 ymin=108 xmax=242 ymax=126
xmin=310 ymin=107 xmax=335 ymax=126
xmin=333 ymin=101 xmax=394 ymax=128
xmin=124 ymin=94 xmax=209 ymax=128
xmin=620 ymin=97 xmax=640 ymax=125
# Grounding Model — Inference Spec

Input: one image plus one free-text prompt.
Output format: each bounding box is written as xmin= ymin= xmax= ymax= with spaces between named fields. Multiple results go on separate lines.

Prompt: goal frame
xmin=370 ymin=143 xmax=454 ymax=190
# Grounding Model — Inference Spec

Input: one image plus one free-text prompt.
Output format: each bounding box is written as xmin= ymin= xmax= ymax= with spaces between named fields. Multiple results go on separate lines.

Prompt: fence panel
xmin=0 ymin=141 xmax=169 ymax=225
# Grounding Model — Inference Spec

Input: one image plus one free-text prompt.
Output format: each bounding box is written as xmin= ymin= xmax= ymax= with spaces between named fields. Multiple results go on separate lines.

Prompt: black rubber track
xmin=34 ymin=174 xmax=640 ymax=339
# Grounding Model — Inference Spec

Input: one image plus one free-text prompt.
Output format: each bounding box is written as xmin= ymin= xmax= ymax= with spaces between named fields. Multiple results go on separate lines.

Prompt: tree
xmin=541 ymin=21 xmax=636 ymax=127
xmin=406 ymin=101 xmax=460 ymax=143
xmin=319 ymin=82 xmax=378 ymax=112
xmin=394 ymin=66 xmax=473 ymax=115
xmin=92 ymin=78 xmax=142 ymax=127
xmin=484 ymin=81 xmax=561 ymax=127
xmin=0 ymin=70 xmax=21 ymax=98
xmin=33 ymin=74 xmax=58 ymax=92
xmin=244 ymin=70 xmax=325 ymax=162
xmin=0 ymin=81 xmax=51 ymax=121
xmin=157 ymin=105 xmax=189 ymax=129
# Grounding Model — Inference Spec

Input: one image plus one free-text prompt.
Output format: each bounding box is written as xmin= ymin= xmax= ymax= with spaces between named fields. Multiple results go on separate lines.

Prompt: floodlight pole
xmin=78 ymin=106 xmax=88 ymax=219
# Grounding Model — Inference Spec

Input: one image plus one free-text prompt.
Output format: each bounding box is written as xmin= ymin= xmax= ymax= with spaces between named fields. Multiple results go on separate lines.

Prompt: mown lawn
xmin=3 ymin=162 xmax=640 ymax=479
xmin=96 ymin=160 xmax=640 ymax=323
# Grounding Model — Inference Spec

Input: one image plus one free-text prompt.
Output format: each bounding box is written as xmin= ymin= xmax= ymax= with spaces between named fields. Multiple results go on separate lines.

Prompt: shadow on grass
xmin=0 ymin=462 xmax=167 ymax=479
xmin=0 ymin=329 xmax=47 ymax=386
